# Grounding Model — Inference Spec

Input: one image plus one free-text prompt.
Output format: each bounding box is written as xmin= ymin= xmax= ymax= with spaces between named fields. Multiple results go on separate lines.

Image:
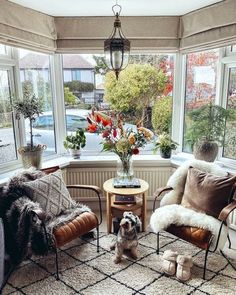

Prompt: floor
xmin=98 ymin=210 xmax=236 ymax=260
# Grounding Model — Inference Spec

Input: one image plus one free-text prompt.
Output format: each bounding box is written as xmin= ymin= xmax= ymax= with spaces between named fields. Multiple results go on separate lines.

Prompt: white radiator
xmin=64 ymin=166 xmax=236 ymax=229
xmin=65 ymin=166 xmax=174 ymax=202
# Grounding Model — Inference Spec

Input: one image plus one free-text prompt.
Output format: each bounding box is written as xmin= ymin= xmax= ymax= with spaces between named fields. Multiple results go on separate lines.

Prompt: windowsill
xmin=0 ymin=152 xmax=235 ymax=187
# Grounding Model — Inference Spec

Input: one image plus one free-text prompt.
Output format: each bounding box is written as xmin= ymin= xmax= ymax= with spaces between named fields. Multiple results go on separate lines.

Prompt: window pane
xmin=0 ymin=45 xmax=6 ymax=55
xmin=223 ymin=67 xmax=236 ymax=159
xmin=183 ymin=49 xmax=219 ymax=152
xmin=62 ymin=53 xmax=174 ymax=154
xmin=0 ymin=70 xmax=17 ymax=164
xmin=19 ymin=49 xmax=56 ymax=155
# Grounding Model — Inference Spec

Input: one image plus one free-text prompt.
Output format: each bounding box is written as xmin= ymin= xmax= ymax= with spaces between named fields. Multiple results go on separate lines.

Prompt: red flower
xmin=102 ymin=118 xmax=111 ymax=127
xmin=113 ymin=128 xmax=117 ymax=138
xmin=96 ymin=114 xmax=101 ymax=123
xmin=102 ymin=130 xmax=110 ymax=138
xmin=87 ymin=124 xmax=97 ymax=133
xmin=132 ymin=148 xmax=139 ymax=155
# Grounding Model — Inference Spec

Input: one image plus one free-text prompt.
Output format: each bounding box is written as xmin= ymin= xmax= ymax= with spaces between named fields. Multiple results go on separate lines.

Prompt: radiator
xmin=64 ymin=166 xmax=236 ymax=229
xmin=65 ymin=166 xmax=174 ymax=201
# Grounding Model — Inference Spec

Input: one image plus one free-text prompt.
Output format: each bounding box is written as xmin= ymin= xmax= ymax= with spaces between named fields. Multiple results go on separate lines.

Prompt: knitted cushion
xmin=23 ymin=170 xmax=75 ymax=217
xmin=181 ymin=167 xmax=236 ymax=218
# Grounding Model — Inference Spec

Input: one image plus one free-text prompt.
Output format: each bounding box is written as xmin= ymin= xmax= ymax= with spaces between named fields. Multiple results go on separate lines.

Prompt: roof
xmin=19 ymin=53 xmax=94 ymax=69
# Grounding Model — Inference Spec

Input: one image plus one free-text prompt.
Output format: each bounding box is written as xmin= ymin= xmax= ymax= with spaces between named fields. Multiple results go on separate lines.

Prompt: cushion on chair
xmin=23 ymin=170 xmax=75 ymax=218
xmin=181 ymin=167 xmax=236 ymax=218
xmin=53 ymin=211 xmax=98 ymax=247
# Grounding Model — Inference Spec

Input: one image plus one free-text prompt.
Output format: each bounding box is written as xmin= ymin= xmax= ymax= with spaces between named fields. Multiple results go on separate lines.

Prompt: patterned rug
xmin=2 ymin=231 xmax=236 ymax=295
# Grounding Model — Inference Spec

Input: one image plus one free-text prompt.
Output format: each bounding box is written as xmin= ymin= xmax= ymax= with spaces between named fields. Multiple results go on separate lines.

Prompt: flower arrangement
xmin=87 ymin=111 xmax=154 ymax=177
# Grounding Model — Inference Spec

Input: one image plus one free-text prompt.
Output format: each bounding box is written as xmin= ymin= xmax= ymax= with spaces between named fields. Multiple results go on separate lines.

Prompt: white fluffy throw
xmin=150 ymin=204 xmax=227 ymax=250
xmin=150 ymin=160 xmax=229 ymax=251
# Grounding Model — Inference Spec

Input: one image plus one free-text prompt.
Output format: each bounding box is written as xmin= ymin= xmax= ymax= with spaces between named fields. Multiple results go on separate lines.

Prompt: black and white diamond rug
xmin=2 ymin=232 xmax=236 ymax=295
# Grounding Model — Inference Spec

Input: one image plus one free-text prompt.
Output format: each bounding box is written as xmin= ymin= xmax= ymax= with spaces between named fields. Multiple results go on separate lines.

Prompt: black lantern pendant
xmin=104 ymin=2 xmax=130 ymax=80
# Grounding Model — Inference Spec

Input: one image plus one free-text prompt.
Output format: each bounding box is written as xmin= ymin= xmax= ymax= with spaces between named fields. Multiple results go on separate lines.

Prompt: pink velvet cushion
xmin=181 ymin=167 xmax=236 ymax=218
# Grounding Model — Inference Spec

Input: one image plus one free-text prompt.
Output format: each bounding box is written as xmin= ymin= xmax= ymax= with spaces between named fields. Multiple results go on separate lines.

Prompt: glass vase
xmin=117 ymin=154 xmax=134 ymax=179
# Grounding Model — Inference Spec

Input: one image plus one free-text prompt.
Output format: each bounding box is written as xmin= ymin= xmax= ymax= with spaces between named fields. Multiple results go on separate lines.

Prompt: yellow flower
xmin=137 ymin=127 xmax=154 ymax=141
xmin=128 ymin=133 xmax=136 ymax=145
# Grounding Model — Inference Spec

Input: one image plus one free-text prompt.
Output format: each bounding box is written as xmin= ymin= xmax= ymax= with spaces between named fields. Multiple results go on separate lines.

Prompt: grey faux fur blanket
xmin=0 ymin=168 xmax=91 ymax=264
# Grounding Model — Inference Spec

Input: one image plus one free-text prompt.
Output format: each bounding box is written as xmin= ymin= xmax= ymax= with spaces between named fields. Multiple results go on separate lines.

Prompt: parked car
xmin=26 ymin=109 xmax=138 ymax=153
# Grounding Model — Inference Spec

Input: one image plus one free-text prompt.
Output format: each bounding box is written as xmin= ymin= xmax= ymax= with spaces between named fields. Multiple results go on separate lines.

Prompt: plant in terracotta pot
xmin=13 ymin=93 xmax=46 ymax=169
xmin=185 ymin=103 xmax=235 ymax=162
xmin=153 ymin=132 xmax=178 ymax=158
xmin=63 ymin=129 xmax=86 ymax=159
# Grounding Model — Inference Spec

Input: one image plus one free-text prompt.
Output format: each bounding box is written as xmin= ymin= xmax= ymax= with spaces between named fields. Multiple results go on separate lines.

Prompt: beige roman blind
xmin=55 ymin=16 xmax=180 ymax=53
xmin=180 ymin=0 xmax=236 ymax=51
xmin=0 ymin=0 xmax=56 ymax=52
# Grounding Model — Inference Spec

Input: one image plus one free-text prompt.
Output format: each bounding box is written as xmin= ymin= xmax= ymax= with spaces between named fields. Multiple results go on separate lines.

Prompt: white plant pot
xmin=69 ymin=149 xmax=81 ymax=159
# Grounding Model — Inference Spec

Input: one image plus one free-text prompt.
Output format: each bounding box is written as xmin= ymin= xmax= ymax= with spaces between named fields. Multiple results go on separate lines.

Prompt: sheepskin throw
xmin=150 ymin=204 xmax=228 ymax=250
xmin=150 ymin=160 xmax=234 ymax=251
xmin=23 ymin=170 xmax=75 ymax=217
xmin=160 ymin=160 xmax=228 ymax=207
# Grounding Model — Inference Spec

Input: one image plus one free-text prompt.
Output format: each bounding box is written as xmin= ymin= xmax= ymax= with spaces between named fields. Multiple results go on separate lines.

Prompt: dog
xmin=110 ymin=211 xmax=141 ymax=263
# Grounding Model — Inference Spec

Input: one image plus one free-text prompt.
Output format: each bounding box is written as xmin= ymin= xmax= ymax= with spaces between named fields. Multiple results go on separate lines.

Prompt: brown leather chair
xmin=41 ymin=166 xmax=102 ymax=279
xmin=152 ymin=177 xmax=236 ymax=279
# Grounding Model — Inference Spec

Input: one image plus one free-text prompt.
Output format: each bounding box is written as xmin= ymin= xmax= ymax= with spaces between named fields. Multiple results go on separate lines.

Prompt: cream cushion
xmin=23 ymin=170 xmax=75 ymax=217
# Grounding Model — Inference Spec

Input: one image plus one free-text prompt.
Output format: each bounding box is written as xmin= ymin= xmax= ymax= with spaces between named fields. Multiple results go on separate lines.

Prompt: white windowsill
xmin=0 ymin=152 xmax=235 ymax=187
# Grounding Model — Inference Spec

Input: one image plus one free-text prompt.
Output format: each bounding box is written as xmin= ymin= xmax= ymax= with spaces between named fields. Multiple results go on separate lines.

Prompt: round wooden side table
xmin=103 ymin=178 xmax=149 ymax=233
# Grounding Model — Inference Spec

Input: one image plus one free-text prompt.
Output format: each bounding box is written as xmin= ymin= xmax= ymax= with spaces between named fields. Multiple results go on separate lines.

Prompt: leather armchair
xmin=41 ymin=166 xmax=102 ymax=280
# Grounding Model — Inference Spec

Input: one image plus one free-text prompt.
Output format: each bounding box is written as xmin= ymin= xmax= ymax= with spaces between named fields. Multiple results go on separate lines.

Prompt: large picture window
xmin=0 ymin=69 xmax=17 ymax=164
xmin=62 ymin=53 xmax=174 ymax=154
xmin=183 ymin=49 xmax=219 ymax=152
xmin=223 ymin=67 xmax=236 ymax=160
xmin=19 ymin=49 xmax=56 ymax=155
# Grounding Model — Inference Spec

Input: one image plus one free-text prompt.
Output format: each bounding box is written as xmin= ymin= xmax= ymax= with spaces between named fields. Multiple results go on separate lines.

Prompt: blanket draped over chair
xmin=0 ymin=169 xmax=90 ymax=266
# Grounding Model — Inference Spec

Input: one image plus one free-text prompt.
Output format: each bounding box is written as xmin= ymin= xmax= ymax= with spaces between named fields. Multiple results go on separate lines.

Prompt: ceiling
xmin=8 ymin=0 xmax=223 ymax=17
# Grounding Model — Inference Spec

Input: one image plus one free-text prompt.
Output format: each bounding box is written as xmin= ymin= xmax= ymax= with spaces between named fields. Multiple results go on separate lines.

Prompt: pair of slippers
xmin=162 ymin=250 xmax=193 ymax=281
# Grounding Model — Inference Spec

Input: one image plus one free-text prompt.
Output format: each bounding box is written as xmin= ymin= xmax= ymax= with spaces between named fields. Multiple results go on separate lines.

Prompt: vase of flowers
xmin=87 ymin=111 xmax=153 ymax=179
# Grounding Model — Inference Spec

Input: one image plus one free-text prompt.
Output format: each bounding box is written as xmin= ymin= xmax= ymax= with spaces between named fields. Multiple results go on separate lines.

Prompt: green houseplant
xmin=63 ymin=129 xmax=86 ymax=159
xmin=153 ymin=132 xmax=178 ymax=158
xmin=185 ymin=103 xmax=234 ymax=162
xmin=13 ymin=94 xmax=46 ymax=168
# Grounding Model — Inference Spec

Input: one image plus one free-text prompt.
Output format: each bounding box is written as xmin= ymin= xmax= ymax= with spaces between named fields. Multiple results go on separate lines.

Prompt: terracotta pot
xmin=193 ymin=140 xmax=219 ymax=162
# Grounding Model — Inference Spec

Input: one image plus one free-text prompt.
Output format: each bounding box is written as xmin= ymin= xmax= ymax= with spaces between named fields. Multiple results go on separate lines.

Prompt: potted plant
xmin=13 ymin=94 xmax=46 ymax=169
xmin=185 ymin=103 xmax=235 ymax=162
xmin=153 ymin=132 xmax=178 ymax=158
xmin=63 ymin=129 xmax=86 ymax=159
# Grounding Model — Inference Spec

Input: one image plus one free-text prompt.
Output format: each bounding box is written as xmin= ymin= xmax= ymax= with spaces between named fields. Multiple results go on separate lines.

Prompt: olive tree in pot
xmin=63 ymin=129 xmax=86 ymax=159
xmin=153 ymin=132 xmax=178 ymax=159
xmin=13 ymin=94 xmax=46 ymax=169
xmin=185 ymin=103 xmax=234 ymax=162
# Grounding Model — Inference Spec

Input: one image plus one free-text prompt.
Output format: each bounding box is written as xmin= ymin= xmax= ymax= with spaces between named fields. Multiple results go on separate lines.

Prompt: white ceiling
xmin=8 ymin=0 xmax=223 ymax=16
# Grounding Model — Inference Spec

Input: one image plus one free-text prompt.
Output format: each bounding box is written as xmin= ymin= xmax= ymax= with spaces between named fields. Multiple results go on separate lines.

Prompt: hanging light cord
xmin=112 ymin=0 xmax=122 ymax=16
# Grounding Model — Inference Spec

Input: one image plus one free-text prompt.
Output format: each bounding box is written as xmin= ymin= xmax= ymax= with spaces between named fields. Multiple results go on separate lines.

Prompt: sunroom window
xmin=62 ymin=53 xmax=174 ymax=154
xmin=223 ymin=67 xmax=236 ymax=160
xmin=19 ymin=49 xmax=56 ymax=155
xmin=0 ymin=69 xmax=17 ymax=164
xmin=182 ymin=49 xmax=219 ymax=153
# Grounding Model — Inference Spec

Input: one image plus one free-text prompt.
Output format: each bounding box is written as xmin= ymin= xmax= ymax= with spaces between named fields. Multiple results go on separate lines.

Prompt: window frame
xmin=177 ymin=47 xmax=236 ymax=167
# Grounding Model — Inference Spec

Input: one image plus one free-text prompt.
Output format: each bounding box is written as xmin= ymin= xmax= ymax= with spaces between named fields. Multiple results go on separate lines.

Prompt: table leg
xmin=106 ymin=192 xmax=112 ymax=233
xmin=142 ymin=192 xmax=147 ymax=231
